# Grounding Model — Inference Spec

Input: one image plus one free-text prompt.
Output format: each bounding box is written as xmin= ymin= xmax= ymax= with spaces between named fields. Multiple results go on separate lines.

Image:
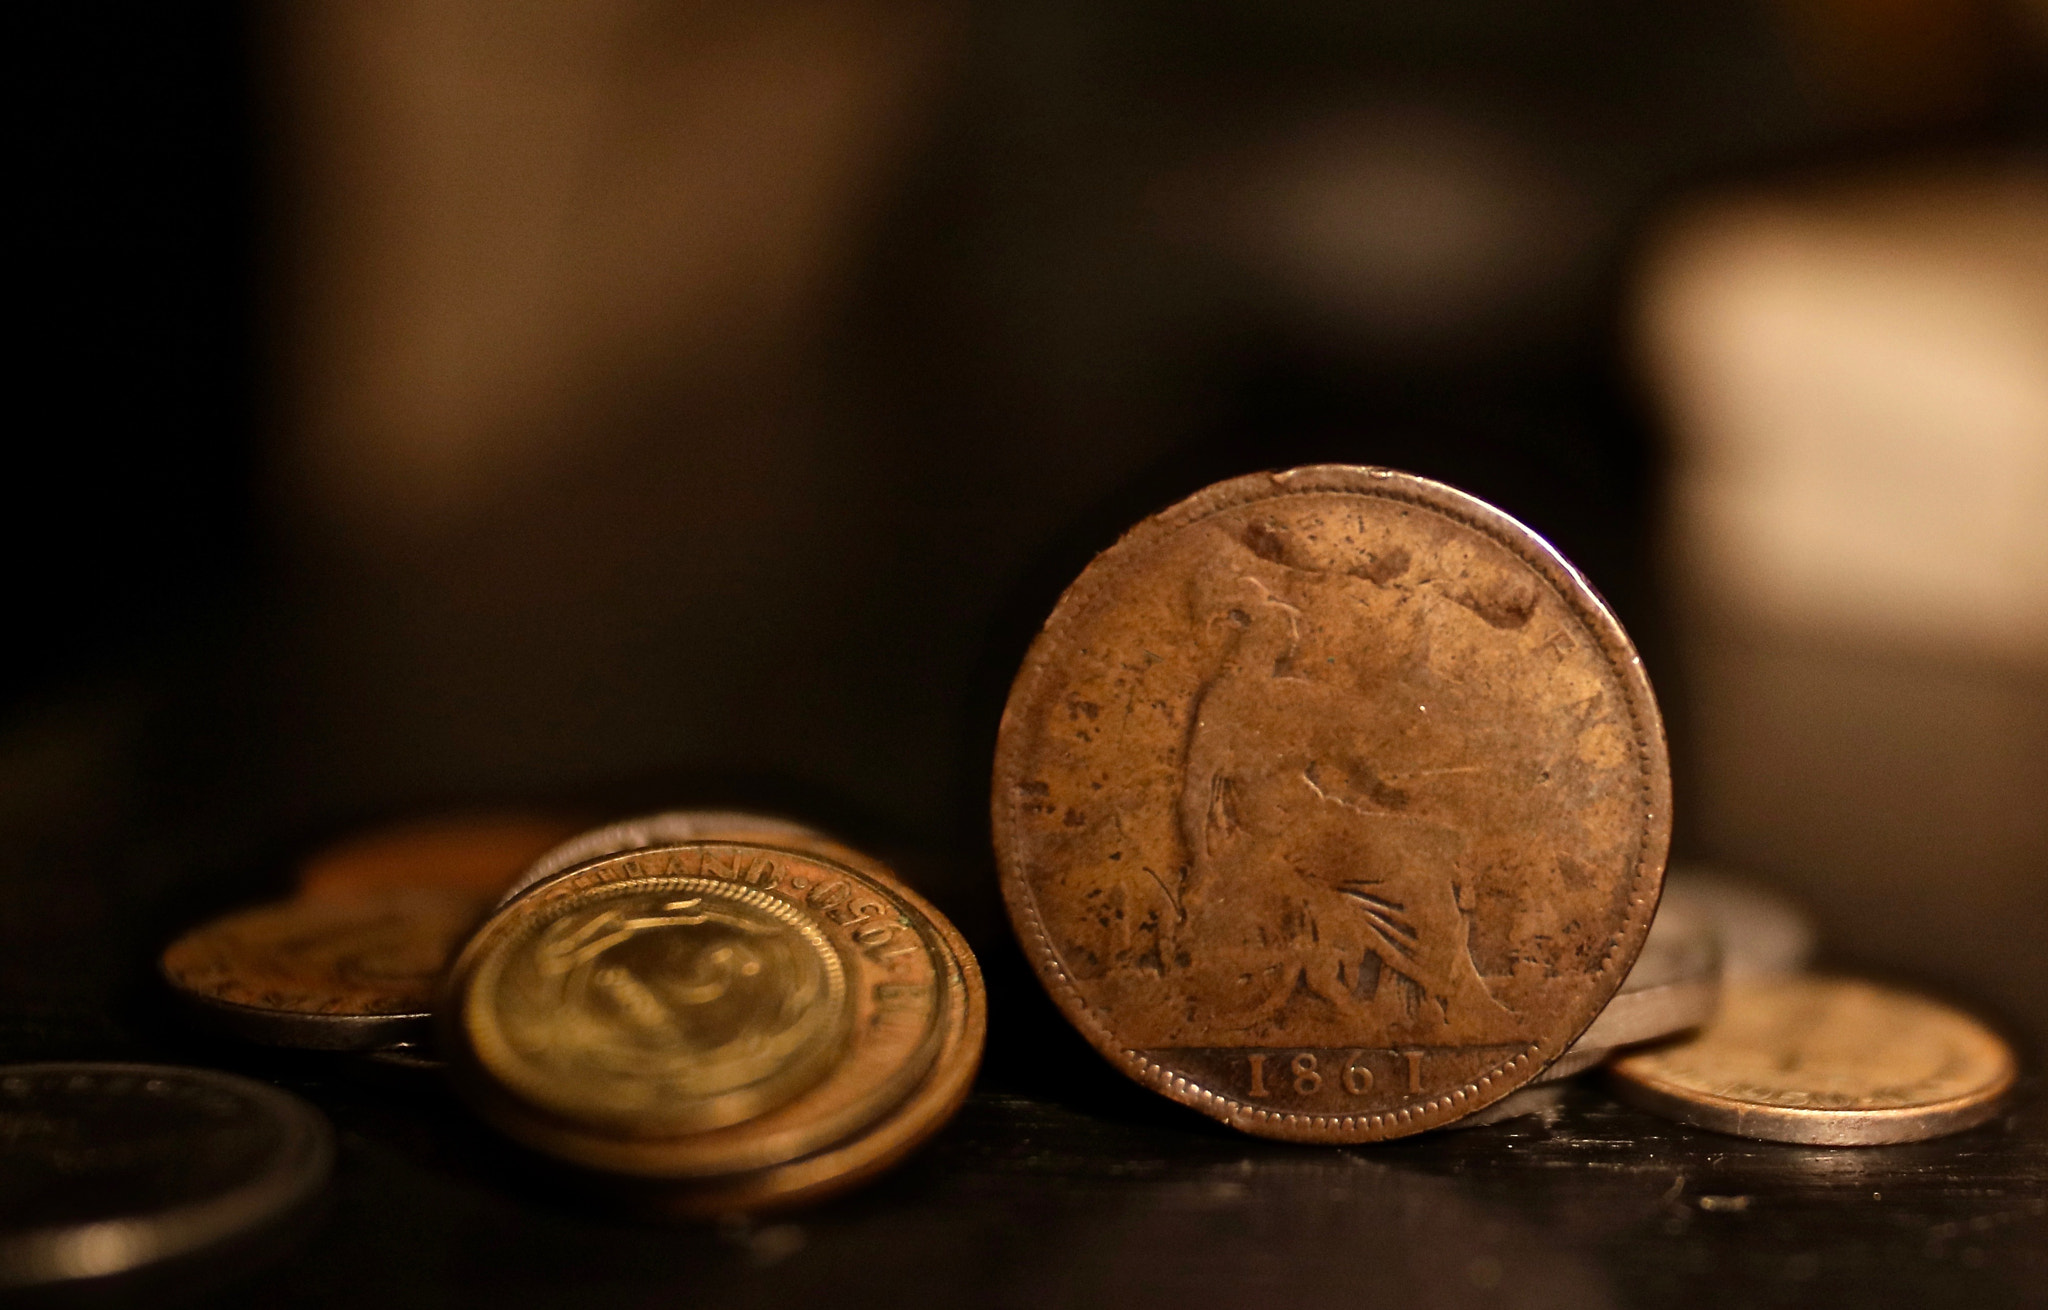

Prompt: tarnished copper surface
xmin=442 ymin=842 xmax=984 ymax=1183
xmin=1609 ymin=977 xmax=2016 ymax=1145
xmin=161 ymin=891 xmax=489 ymax=1049
xmin=994 ymin=466 xmax=1670 ymax=1141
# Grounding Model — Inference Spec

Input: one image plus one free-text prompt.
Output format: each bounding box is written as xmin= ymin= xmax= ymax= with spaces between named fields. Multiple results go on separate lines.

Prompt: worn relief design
xmin=996 ymin=470 xmax=1667 ymax=1139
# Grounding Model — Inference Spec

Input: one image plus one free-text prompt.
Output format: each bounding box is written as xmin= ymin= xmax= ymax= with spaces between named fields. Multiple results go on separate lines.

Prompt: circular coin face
xmin=994 ymin=466 xmax=1670 ymax=1141
xmin=1608 ymin=976 xmax=2016 ymax=1145
xmin=465 ymin=876 xmax=852 ymax=1135
xmin=162 ymin=891 xmax=489 ymax=1049
xmin=298 ymin=813 xmax=586 ymax=901
xmin=445 ymin=842 xmax=978 ymax=1177
xmin=497 ymin=810 xmax=835 ymax=906
xmin=0 ymin=1064 xmax=332 ymax=1288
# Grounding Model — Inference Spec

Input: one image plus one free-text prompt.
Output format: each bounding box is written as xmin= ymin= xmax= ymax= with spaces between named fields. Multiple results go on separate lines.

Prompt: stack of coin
xmin=160 ymin=811 xmax=985 ymax=1211
xmin=440 ymin=835 xmax=984 ymax=1213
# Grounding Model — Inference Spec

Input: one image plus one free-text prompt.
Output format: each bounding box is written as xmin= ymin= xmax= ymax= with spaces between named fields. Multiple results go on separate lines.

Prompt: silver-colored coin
xmin=498 ymin=809 xmax=825 ymax=905
xmin=0 ymin=1064 xmax=332 ymax=1288
xmin=1660 ymin=864 xmax=1815 ymax=980
xmin=1528 ymin=897 xmax=1722 ymax=1086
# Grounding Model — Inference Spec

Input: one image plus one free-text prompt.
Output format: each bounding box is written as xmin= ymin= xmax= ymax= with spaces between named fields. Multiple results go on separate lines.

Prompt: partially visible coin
xmin=994 ymin=466 xmax=1671 ymax=1141
xmin=162 ymin=891 xmax=488 ymax=1050
xmin=298 ymin=813 xmax=586 ymax=902
xmin=498 ymin=810 xmax=835 ymax=906
xmin=1609 ymin=976 xmax=2016 ymax=1145
xmin=443 ymin=842 xmax=983 ymax=1194
xmin=0 ymin=1064 xmax=331 ymax=1288
xmin=1446 ymin=1080 xmax=1569 ymax=1131
xmin=1660 ymin=865 xmax=1814 ymax=980
xmin=1528 ymin=898 xmax=1721 ymax=1086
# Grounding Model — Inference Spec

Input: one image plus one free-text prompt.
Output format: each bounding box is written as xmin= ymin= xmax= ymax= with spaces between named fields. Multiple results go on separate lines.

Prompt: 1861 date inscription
xmin=994 ymin=468 xmax=1669 ymax=1141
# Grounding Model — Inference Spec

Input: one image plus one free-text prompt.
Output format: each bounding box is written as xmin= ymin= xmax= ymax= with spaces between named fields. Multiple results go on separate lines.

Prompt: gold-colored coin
xmin=443 ymin=841 xmax=984 ymax=1184
xmin=1608 ymin=976 xmax=2016 ymax=1145
xmin=161 ymin=891 xmax=488 ymax=1050
xmin=466 ymin=875 xmax=852 ymax=1135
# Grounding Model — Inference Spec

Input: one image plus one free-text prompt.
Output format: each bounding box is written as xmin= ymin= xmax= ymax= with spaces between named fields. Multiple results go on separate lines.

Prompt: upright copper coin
xmin=1609 ymin=976 xmax=2016 ymax=1145
xmin=162 ymin=891 xmax=488 ymax=1049
xmin=994 ymin=466 xmax=1670 ymax=1141
xmin=443 ymin=842 xmax=982 ymax=1180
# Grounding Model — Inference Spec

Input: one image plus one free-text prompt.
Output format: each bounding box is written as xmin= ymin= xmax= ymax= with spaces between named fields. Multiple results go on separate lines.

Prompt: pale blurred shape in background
xmin=1643 ymin=163 xmax=2048 ymax=1019
xmin=1652 ymin=172 xmax=2048 ymax=658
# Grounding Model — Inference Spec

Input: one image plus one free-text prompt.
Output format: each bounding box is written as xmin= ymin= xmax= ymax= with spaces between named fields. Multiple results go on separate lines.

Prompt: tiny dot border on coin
xmin=1127 ymin=1043 xmax=1543 ymax=1133
xmin=998 ymin=471 xmax=1667 ymax=1135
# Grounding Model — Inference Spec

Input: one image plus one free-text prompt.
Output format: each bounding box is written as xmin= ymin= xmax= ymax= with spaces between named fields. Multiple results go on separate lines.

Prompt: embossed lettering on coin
xmin=994 ymin=467 xmax=1670 ymax=1140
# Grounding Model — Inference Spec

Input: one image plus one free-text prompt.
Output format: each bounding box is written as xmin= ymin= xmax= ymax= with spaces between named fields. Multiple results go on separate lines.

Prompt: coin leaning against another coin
xmin=441 ymin=841 xmax=984 ymax=1195
xmin=994 ymin=466 xmax=1671 ymax=1141
xmin=1608 ymin=976 xmax=2016 ymax=1145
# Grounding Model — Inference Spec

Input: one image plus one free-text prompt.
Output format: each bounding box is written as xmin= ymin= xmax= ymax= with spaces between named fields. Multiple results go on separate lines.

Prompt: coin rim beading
xmin=994 ymin=466 xmax=1671 ymax=1141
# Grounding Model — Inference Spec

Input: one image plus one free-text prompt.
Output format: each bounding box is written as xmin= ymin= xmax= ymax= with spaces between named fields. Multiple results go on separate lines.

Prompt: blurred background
xmin=7 ymin=1 xmax=2046 ymax=1060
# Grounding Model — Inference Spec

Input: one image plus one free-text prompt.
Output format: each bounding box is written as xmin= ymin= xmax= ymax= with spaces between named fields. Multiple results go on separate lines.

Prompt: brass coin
xmin=444 ymin=842 xmax=977 ymax=1177
xmin=1609 ymin=976 xmax=2016 ymax=1145
xmin=497 ymin=810 xmax=839 ymax=906
xmin=298 ymin=813 xmax=586 ymax=902
xmin=465 ymin=875 xmax=851 ymax=1135
xmin=993 ymin=466 xmax=1671 ymax=1141
xmin=161 ymin=891 xmax=489 ymax=1050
